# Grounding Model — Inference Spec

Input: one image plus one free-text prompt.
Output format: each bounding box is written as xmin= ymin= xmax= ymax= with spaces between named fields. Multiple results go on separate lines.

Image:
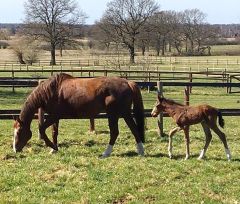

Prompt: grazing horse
xmin=13 ymin=73 xmax=145 ymax=158
xmin=151 ymin=96 xmax=231 ymax=161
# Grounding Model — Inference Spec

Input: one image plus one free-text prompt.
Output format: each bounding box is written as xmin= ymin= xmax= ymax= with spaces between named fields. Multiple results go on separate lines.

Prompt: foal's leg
xmin=168 ymin=127 xmax=182 ymax=159
xmin=101 ymin=116 xmax=119 ymax=158
xmin=39 ymin=116 xmax=58 ymax=151
xmin=183 ymin=126 xmax=190 ymax=160
xmin=49 ymin=121 xmax=59 ymax=154
xmin=198 ymin=121 xmax=212 ymax=160
xmin=209 ymin=123 xmax=231 ymax=161
xmin=123 ymin=114 xmax=144 ymax=156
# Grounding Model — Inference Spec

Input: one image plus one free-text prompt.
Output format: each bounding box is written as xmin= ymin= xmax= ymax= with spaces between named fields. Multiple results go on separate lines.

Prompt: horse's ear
xmin=13 ymin=116 xmax=23 ymax=125
xmin=13 ymin=115 xmax=18 ymax=121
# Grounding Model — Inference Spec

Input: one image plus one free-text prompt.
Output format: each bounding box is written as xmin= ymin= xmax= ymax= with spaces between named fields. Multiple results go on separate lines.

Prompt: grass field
xmin=1 ymin=85 xmax=240 ymax=203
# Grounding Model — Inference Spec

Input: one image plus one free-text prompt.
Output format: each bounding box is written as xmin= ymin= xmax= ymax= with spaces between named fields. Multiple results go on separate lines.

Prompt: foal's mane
xmin=162 ymin=97 xmax=184 ymax=106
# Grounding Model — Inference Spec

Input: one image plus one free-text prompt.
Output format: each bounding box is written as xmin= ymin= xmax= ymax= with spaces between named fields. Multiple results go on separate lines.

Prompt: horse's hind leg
xmin=168 ymin=127 xmax=181 ymax=159
xmin=123 ymin=114 xmax=144 ymax=156
xmin=49 ymin=120 xmax=59 ymax=154
xmin=198 ymin=121 xmax=213 ymax=160
xmin=101 ymin=116 xmax=119 ymax=158
xmin=209 ymin=123 xmax=231 ymax=161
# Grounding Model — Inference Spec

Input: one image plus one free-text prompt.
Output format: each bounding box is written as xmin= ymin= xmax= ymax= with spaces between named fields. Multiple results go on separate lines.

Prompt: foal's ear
xmin=157 ymin=94 xmax=164 ymax=102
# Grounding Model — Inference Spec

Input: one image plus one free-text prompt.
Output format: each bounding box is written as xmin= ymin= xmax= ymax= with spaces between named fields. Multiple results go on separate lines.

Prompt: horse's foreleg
xmin=123 ymin=114 xmax=144 ymax=156
xmin=183 ymin=126 xmax=190 ymax=160
xmin=39 ymin=116 xmax=58 ymax=151
xmin=198 ymin=121 xmax=212 ymax=160
xmin=49 ymin=121 xmax=59 ymax=154
xmin=101 ymin=116 xmax=119 ymax=158
xmin=168 ymin=127 xmax=181 ymax=159
xmin=210 ymin=124 xmax=231 ymax=161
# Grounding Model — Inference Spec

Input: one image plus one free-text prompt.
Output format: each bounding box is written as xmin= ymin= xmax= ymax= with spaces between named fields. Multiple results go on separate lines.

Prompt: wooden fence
xmin=1 ymin=80 xmax=240 ymax=137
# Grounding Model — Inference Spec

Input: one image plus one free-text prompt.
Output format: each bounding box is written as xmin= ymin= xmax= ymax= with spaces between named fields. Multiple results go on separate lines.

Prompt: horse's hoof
xmin=88 ymin=130 xmax=96 ymax=135
xmin=138 ymin=153 xmax=144 ymax=157
xmin=49 ymin=149 xmax=58 ymax=154
xmin=99 ymin=154 xmax=110 ymax=159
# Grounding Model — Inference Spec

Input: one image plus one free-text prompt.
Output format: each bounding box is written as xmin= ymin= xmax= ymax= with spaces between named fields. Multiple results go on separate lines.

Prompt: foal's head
xmin=13 ymin=118 xmax=32 ymax=152
xmin=151 ymin=95 xmax=165 ymax=117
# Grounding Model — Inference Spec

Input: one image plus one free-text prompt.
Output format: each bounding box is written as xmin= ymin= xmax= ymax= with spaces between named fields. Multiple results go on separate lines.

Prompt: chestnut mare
xmin=151 ymin=96 xmax=231 ymax=161
xmin=13 ymin=73 xmax=145 ymax=158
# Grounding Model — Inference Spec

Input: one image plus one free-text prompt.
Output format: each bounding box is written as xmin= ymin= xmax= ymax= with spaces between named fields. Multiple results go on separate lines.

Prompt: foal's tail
xmin=218 ymin=111 xmax=225 ymax=128
xmin=128 ymin=81 xmax=145 ymax=143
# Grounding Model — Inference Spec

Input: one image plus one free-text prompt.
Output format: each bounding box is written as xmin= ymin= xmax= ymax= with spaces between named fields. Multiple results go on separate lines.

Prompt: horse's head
xmin=13 ymin=117 xmax=32 ymax=152
xmin=151 ymin=95 xmax=164 ymax=117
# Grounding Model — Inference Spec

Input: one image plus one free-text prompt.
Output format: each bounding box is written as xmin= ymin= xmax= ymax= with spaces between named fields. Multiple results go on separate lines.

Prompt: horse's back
xmin=55 ymin=76 xmax=133 ymax=117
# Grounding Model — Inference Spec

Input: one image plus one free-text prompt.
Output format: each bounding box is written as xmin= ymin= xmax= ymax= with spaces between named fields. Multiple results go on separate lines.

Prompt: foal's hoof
xmin=184 ymin=156 xmax=189 ymax=160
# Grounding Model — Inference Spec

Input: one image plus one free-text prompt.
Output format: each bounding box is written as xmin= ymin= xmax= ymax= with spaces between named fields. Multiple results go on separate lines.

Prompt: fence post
xmin=184 ymin=86 xmax=190 ymax=105
xmin=157 ymin=81 xmax=164 ymax=137
xmin=12 ymin=70 xmax=15 ymax=93
xmin=189 ymin=73 xmax=192 ymax=93
xmin=148 ymin=72 xmax=151 ymax=93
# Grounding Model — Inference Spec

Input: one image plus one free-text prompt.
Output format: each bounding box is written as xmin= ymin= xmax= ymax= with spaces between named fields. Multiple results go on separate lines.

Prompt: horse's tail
xmin=218 ymin=111 xmax=225 ymax=128
xmin=128 ymin=81 xmax=145 ymax=143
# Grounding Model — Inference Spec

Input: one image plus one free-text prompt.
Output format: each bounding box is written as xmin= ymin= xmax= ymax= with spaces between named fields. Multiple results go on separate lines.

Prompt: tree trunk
xmin=190 ymin=40 xmax=194 ymax=54
xmin=169 ymin=43 xmax=172 ymax=52
xmin=129 ymin=45 xmax=135 ymax=64
xmin=161 ymin=39 xmax=165 ymax=56
xmin=60 ymin=47 xmax=63 ymax=57
xmin=141 ymin=45 xmax=146 ymax=56
xmin=17 ymin=52 xmax=26 ymax=64
xmin=50 ymin=43 xmax=56 ymax=65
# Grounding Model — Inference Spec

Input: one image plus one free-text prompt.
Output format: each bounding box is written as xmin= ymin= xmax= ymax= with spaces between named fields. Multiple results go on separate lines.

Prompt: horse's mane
xmin=162 ymin=97 xmax=184 ymax=106
xmin=20 ymin=73 xmax=73 ymax=122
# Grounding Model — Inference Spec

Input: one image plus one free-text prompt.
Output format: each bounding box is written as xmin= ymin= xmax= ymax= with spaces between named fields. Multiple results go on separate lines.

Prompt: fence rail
xmin=1 ymin=80 xmax=240 ymax=136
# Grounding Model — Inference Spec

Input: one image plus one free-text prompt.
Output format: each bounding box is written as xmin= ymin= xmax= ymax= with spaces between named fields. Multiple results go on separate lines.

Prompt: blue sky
xmin=0 ymin=0 xmax=240 ymax=24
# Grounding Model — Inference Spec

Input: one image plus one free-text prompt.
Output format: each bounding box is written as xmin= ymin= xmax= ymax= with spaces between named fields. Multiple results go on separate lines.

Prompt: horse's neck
xmin=20 ymin=91 xmax=41 ymax=127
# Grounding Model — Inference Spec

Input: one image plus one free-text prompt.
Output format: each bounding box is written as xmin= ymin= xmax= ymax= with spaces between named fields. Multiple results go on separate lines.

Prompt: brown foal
xmin=151 ymin=96 xmax=231 ymax=161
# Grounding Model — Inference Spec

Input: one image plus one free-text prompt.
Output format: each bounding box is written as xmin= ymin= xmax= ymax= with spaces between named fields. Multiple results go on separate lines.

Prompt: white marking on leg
xmin=185 ymin=154 xmax=190 ymax=160
xmin=101 ymin=144 xmax=113 ymax=158
xmin=198 ymin=149 xmax=205 ymax=160
xmin=168 ymin=137 xmax=173 ymax=159
xmin=136 ymin=142 xmax=144 ymax=156
xmin=151 ymin=107 xmax=158 ymax=117
xmin=168 ymin=145 xmax=172 ymax=159
xmin=225 ymin=148 xmax=231 ymax=161
xmin=49 ymin=148 xmax=58 ymax=154
xmin=13 ymin=128 xmax=18 ymax=153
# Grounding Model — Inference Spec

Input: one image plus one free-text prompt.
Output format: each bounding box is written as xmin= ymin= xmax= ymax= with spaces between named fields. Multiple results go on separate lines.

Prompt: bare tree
xmin=24 ymin=0 xmax=86 ymax=65
xmin=181 ymin=9 xmax=206 ymax=54
xmin=11 ymin=36 xmax=41 ymax=64
xmin=99 ymin=0 xmax=159 ymax=64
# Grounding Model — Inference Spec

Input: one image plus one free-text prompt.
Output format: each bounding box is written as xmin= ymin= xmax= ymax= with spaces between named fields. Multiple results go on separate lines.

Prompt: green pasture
xmin=1 ymin=85 xmax=240 ymax=203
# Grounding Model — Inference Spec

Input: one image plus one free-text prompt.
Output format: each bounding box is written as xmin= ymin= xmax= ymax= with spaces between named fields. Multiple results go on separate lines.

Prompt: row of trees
xmin=94 ymin=7 xmax=218 ymax=63
xmin=18 ymin=0 xmax=219 ymax=65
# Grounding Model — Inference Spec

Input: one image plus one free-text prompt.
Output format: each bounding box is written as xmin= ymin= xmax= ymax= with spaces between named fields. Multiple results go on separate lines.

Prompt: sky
xmin=0 ymin=0 xmax=240 ymax=24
